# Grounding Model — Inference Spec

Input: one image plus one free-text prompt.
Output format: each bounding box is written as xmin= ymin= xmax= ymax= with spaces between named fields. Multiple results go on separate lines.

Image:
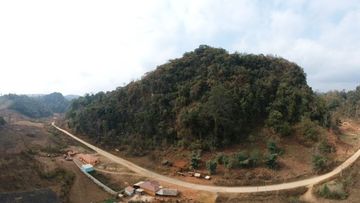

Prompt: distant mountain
xmin=66 ymin=45 xmax=330 ymax=150
xmin=0 ymin=92 xmax=70 ymax=118
xmin=1 ymin=94 xmax=52 ymax=118
xmin=65 ymin=95 xmax=80 ymax=101
xmin=26 ymin=94 xmax=46 ymax=97
xmin=39 ymin=92 xmax=70 ymax=113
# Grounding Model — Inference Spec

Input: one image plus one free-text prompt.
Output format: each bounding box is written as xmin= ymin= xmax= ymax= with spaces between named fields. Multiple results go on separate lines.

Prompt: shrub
xmin=225 ymin=156 xmax=237 ymax=169
xmin=265 ymin=153 xmax=278 ymax=169
xmin=235 ymin=151 xmax=249 ymax=162
xmin=267 ymin=140 xmax=283 ymax=155
xmin=312 ymin=154 xmax=328 ymax=172
xmin=299 ymin=118 xmax=319 ymax=141
xmin=190 ymin=150 xmax=201 ymax=170
xmin=215 ymin=153 xmax=228 ymax=165
xmin=318 ymin=140 xmax=335 ymax=154
xmin=206 ymin=160 xmax=217 ymax=175
xmin=278 ymin=122 xmax=292 ymax=136
xmin=318 ymin=182 xmax=347 ymax=200
xmin=249 ymin=149 xmax=261 ymax=167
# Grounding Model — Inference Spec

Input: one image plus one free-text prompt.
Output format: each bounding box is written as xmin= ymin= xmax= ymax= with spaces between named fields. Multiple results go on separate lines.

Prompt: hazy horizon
xmin=1 ymin=0 xmax=359 ymax=95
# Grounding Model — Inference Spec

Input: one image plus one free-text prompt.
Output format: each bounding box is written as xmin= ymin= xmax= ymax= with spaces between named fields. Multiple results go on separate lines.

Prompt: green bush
xmin=299 ymin=118 xmax=319 ymax=141
xmin=318 ymin=182 xmax=347 ymax=200
xmin=312 ymin=154 xmax=328 ymax=172
xmin=225 ymin=156 xmax=237 ymax=169
xmin=190 ymin=150 xmax=201 ymax=170
xmin=215 ymin=153 xmax=229 ymax=165
xmin=265 ymin=153 xmax=278 ymax=169
xmin=249 ymin=149 xmax=261 ymax=167
xmin=318 ymin=140 xmax=335 ymax=154
xmin=206 ymin=160 xmax=217 ymax=175
xmin=267 ymin=140 xmax=283 ymax=155
xmin=235 ymin=151 xmax=249 ymax=162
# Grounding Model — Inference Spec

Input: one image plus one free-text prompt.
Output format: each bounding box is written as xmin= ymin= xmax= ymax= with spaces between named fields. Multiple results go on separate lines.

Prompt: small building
xmin=81 ymin=164 xmax=94 ymax=173
xmin=78 ymin=154 xmax=99 ymax=165
xmin=137 ymin=181 xmax=160 ymax=196
xmin=124 ymin=186 xmax=135 ymax=196
xmin=156 ymin=188 xmax=178 ymax=197
xmin=205 ymin=175 xmax=211 ymax=180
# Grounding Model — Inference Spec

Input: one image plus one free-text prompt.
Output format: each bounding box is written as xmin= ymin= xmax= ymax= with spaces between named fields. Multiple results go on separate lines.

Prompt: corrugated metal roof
xmin=81 ymin=164 xmax=93 ymax=169
xmin=156 ymin=188 xmax=178 ymax=196
xmin=138 ymin=181 xmax=160 ymax=192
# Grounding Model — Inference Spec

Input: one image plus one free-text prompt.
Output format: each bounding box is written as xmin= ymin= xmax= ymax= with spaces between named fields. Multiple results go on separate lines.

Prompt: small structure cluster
xmin=124 ymin=180 xmax=178 ymax=198
xmin=75 ymin=153 xmax=99 ymax=174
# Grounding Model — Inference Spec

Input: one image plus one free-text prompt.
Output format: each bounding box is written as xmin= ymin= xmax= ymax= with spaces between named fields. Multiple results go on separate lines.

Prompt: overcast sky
xmin=0 ymin=0 xmax=359 ymax=95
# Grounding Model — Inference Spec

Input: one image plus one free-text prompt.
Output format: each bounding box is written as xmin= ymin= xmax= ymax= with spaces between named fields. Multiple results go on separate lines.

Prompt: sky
xmin=0 ymin=0 xmax=359 ymax=95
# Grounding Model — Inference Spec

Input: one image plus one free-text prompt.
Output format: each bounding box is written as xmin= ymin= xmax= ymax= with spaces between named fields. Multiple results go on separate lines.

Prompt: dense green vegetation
xmin=66 ymin=45 xmax=329 ymax=151
xmin=38 ymin=92 xmax=70 ymax=113
xmin=0 ymin=93 xmax=69 ymax=118
xmin=321 ymin=86 xmax=360 ymax=119
xmin=1 ymin=94 xmax=52 ymax=118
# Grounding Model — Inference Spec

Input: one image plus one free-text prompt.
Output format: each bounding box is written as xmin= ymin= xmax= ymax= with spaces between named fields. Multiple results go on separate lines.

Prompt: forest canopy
xmin=66 ymin=45 xmax=330 ymax=150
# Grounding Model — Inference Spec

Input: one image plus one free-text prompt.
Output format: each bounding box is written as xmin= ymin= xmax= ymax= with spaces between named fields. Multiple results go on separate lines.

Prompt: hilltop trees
xmin=0 ymin=93 xmax=69 ymax=118
xmin=3 ymin=94 xmax=52 ymax=118
xmin=321 ymin=86 xmax=360 ymax=120
xmin=66 ymin=45 xmax=329 ymax=151
xmin=39 ymin=92 xmax=70 ymax=113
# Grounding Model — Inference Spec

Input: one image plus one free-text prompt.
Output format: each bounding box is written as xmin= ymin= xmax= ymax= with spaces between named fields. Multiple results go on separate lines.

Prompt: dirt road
xmin=52 ymin=122 xmax=360 ymax=193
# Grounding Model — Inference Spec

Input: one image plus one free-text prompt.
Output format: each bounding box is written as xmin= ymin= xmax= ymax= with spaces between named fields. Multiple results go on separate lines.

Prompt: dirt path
xmin=300 ymin=185 xmax=318 ymax=203
xmin=52 ymin=122 xmax=360 ymax=194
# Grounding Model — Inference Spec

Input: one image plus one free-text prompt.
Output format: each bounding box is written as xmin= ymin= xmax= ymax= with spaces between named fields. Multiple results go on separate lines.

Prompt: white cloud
xmin=0 ymin=0 xmax=359 ymax=95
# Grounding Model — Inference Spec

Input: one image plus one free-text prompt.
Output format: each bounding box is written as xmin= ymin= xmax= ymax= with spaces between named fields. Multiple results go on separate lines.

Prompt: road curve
xmin=52 ymin=122 xmax=360 ymax=193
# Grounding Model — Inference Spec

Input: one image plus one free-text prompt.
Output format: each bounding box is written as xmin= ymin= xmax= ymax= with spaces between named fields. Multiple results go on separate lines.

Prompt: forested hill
xmin=38 ymin=92 xmax=70 ymax=113
xmin=66 ymin=45 xmax=329 ymax=150
xmin=0 ymin=92 xmax=69 ymax=118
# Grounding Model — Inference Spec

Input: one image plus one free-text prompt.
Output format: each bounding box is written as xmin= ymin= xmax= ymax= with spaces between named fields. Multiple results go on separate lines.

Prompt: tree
xmin=190 ymin=150 xmax=201 ymax=170
xmin=0 ymin=116 xmax=6 ymax=126
xmin=206 ymin=160 xmax=217 ymax=175
xmin=266 ymin=110 xmax=291 ymax=136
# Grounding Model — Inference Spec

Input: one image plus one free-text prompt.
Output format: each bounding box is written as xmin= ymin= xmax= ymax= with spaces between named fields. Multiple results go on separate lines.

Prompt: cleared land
xmin=52 ymin=122 xmax=360 ymax=194
xmin=0 ymin=110 xmax=111 ymax=203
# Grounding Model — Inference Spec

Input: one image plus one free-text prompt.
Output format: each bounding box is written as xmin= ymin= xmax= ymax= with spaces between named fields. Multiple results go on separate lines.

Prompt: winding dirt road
xmin=52 ymin=122 xmax=360 ymax=193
